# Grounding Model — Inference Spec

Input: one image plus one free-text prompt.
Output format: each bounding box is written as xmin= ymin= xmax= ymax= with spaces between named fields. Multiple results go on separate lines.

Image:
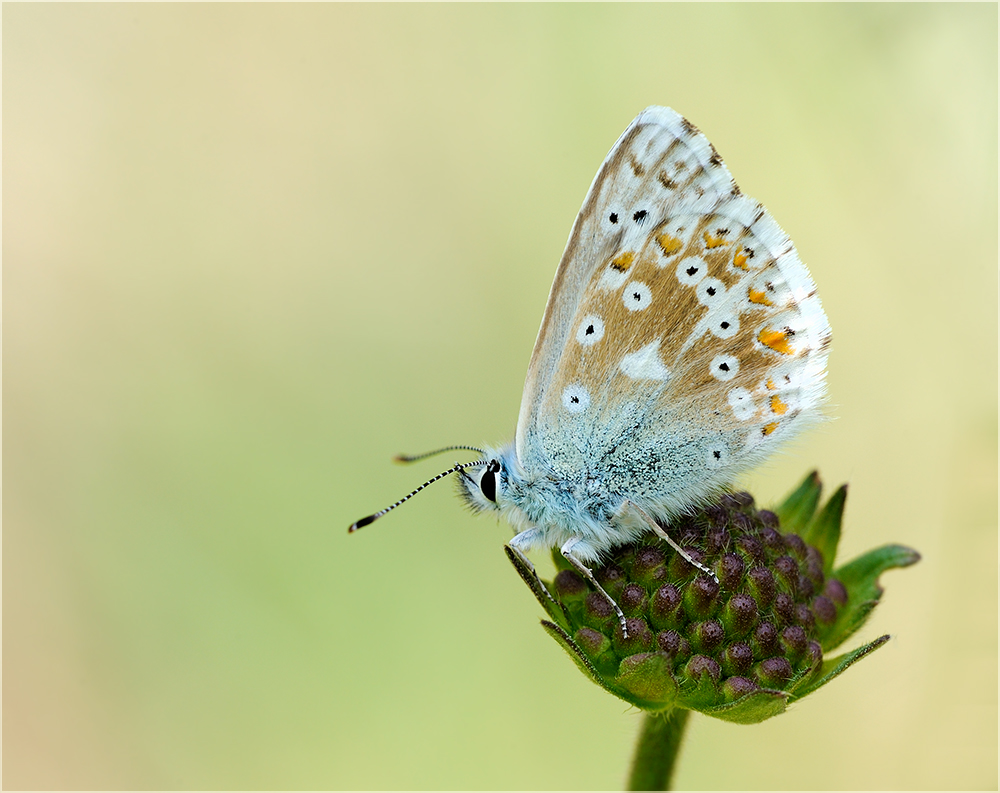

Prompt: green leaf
xmin=774 ymin=471 xmax=822 ymax=534
xmin=822 ymin=545 xmax=921 ymax=651
xmin=790 ymin=635 xmax=891 ymax=701
xmin=800 ymin=484 xmax=847 ymax=574
xmin=505 ymin=546 xmax=571 ymax=631
xmin=700 ymin=689 xmax=788 ymax=724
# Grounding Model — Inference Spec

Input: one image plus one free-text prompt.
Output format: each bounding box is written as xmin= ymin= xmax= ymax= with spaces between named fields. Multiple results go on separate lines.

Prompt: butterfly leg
xmin=560 ymin=538 xmax=629 ymax=638
xmin=620 ymin=500 xmax=719 ymax=584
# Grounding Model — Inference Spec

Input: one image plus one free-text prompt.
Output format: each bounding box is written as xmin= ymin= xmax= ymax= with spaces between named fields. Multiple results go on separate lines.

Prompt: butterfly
xmin=350 ymin=106 xmax=831 ymax=634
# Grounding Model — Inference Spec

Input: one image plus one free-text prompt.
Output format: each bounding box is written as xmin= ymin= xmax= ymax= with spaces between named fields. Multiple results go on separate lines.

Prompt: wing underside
xmin=515 ymin=107 xmax=831 ymax=512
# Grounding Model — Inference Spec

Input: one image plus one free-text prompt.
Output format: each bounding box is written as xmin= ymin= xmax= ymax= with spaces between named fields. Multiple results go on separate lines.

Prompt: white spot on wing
xmin=728 ymin=387 xmax=757 ymax=420
xmin=676 ymin=256 xmax=707 ymax=286
xmin=562 ymin=384 xmax=590 ymax=414
xmin=599 ymin=206 xmax=625 ymax=235
xmin=708 ymin=311 xmax=740 ymax=339
xmin=710 ymin=354 xmax=739 ymax=381
xmin=620 ymin=340 xmax=670 ymax=381
xmin=576 ymin=314 xmax=605 ymax=346
xmin=696 ymin=277 xmax=726 ymax=307
xmin=623 ymin=281 xmax=652 ymax=311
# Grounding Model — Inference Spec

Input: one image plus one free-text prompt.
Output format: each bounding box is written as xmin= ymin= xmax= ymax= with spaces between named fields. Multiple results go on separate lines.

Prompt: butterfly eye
xmin=479 ymin=459 xmax=501 ymax=503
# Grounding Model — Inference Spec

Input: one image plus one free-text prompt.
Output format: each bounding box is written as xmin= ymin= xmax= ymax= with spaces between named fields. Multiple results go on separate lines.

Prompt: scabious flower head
xmin=507 ymin=472 xmax=919 ymax=723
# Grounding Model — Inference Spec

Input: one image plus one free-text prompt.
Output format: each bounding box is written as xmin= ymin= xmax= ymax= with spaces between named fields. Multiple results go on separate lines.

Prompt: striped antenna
xmin=394 ymin=445 xmax=487 ymax=464
xmin=348 ymin=458 xmax=487 ymax=532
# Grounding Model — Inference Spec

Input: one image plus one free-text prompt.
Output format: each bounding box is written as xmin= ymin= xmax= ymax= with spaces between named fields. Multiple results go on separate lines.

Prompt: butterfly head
xmin=457 ymin=456 xmax=505 ymax=514
xmin=349 ymin=445 xmax=516 ymax=533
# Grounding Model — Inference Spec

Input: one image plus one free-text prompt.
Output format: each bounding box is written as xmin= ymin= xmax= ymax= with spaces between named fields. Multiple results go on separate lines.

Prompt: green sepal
xmin=614 ymin=653 xmax=680 ymax=711
xmin=505 ymin=546 xmax=572 ymax=632
xmin=774 ymin=471 xmax=822 ymax=534
xmin=822 ymin=544 xmax=921 ymax=651
xmin=550 ymin=546 xmax=573 ymax=572
xmin=576 ymin=630 xmax=620 ymax=679
xmin=790 ymin=634 xmax=891 ymax=701
xmin=786 ymin=652 xmax=825 ymax=696
xmin=700 ymin=689 xmax=789 ymax=724
xmin=800 ymin=484 xmax=847 ymax=574
xmin=540 ymin=620 xmax=622 ymax=700
xmin=676 ymin=667 xmax=719 ymax=711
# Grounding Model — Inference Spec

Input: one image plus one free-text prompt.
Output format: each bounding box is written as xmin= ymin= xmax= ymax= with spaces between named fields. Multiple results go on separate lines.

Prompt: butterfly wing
xmin=515 ymin=106 xmax=831 ymax=518
xmin=515 ymin=107 xmax=737 ymax=452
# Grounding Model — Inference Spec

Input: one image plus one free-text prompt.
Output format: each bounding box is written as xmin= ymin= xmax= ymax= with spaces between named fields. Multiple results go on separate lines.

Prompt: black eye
xmin=480 ymin=459 xmax=501 ymax=503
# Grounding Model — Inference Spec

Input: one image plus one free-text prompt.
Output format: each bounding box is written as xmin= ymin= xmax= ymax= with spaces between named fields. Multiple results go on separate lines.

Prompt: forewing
xmin=516 ymin=107 xmax=831 ymax=514
xmin=516 ymin=106 xmax=737 ymax=455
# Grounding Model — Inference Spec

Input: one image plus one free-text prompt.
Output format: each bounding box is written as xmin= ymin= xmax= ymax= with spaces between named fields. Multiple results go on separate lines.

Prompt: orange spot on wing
xmin=758 ymin=328 xmax=794 ymax=355
xmin=733 ymin=246 xmax=750 ymax=270
xmin=770 ymin=395 xmax=788 ymax=415
xmin=762 ymin=422 xmax=779 ymax=436
xmin=765 ymin=378 xmax=777 ymax=390
xmin=610 ymin=251 xmax=635 ymax=272
xmin=703 ymin=230 xmax=730 ymax=249
xmin=748 ymin=287 xmax=773 ymax=306
xmin=656 ymin=233 xmax=683 ymax=257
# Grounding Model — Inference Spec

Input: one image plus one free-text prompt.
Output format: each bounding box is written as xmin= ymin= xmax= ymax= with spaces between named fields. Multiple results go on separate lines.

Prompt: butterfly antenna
xmin=348 ymin=459 xmax=487 ymax=532
xmin=394 ymin=445 xmax=487 ymax=464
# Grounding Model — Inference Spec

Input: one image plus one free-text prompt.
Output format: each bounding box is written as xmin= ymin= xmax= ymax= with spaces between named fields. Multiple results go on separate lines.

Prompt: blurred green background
xmin=4 ymin=4 xmax=996 ymax=790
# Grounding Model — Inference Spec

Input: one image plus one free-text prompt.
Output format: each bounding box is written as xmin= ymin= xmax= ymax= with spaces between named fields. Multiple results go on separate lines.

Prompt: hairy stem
xmin=627 ymin=709 xmax=690 ymax=791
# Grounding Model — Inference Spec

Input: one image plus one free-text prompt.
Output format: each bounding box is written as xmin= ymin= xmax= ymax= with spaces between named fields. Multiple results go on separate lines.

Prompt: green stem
xmin=626 ymin=709 xmax=690 ymax=791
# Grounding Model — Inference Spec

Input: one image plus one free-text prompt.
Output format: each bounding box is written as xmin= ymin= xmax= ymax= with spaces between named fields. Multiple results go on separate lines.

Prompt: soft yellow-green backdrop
xmin=5 ymin=4 xmax=996 ymax=790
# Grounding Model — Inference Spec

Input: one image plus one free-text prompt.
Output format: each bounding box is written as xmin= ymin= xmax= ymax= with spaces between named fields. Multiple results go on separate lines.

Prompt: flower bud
xmin=511 ymin=473 xmax=920 ymax=723
xmin=723 ymin=593 xmax=758 ymax=636
xmin=649 ymin=583 xmax=682 ymax=630
xmin=683 ymin=574 xmax=720 ymax=618
xmin=722 ymin=642 xmax=754 ymax=676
